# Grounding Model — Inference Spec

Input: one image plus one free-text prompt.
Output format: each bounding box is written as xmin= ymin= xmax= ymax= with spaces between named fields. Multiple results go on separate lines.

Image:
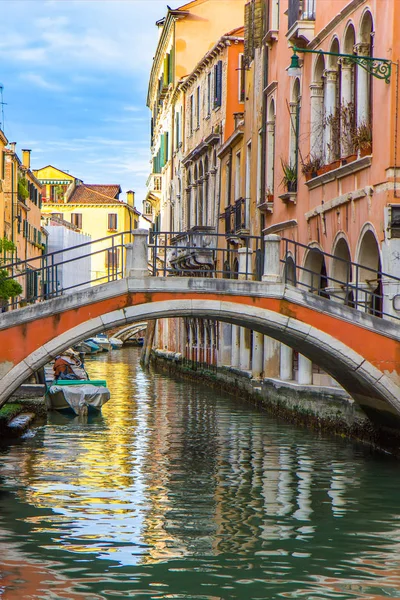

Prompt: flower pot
xmin=317 ymin=165 xmax=329 ymax=176
xmin=267 ymin=194 xmax=274 ymax=202
xmin=287 ymin=181 xmax=297 ymax=193
xmin=329 ymin=159 xmax=341 ymax=171
xmin=360 ymin=143 xmax=372 ymax=157
xmin=341 ymin=154 xmax=357 ymax=166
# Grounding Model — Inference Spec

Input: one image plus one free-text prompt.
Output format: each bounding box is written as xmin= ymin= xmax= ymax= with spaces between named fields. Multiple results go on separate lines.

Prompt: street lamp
xmin=288 ymin=46 xmax=392 ymax=83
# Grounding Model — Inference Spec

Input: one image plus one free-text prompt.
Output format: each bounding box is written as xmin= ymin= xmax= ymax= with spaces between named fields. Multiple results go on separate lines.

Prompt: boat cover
xmin=49 ymin=384 xmax=111 ymax=415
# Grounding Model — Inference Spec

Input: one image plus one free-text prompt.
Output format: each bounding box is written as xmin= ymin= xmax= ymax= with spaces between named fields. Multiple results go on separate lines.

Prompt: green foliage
xmin=280 ymin=159 xmax=298 ymax=189
xmin=18 ymin=177 xmax=29 ymax=201
xmin=0 ymin=238 xmax=16 ymax=255
xmin=0 ymin=269 xmax=22 ymax=300
xmin=0 ymin=403 xmax=22 ymax=424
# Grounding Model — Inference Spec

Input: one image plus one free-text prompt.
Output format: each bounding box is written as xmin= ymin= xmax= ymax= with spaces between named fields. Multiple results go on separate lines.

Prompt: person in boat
xmin=53 ymin=351 xmax=81 ymax=381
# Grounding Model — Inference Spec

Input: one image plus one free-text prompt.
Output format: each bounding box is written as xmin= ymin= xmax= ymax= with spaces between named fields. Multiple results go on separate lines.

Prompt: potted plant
xmin=280 ymin=160 xmax=297 ymax=193
xmin=301 ymin=155 xmax=323 ymax=181
xmin=352 ymin=121 xmax=372 ymax=156
xmin=266 ymin=188 xmax=274 ymax=202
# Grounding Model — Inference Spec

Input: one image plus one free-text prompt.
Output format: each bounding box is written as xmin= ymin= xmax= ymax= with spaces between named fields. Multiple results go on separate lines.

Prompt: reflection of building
xmin=35 ymin=164 xmax=140 ymax=283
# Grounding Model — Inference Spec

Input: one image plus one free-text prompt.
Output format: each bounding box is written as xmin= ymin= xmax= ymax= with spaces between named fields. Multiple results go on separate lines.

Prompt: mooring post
xmin=125 ymin=229 xmax=149 ymax=278
xmin=262 ymin=234 xmax=282 ymax=283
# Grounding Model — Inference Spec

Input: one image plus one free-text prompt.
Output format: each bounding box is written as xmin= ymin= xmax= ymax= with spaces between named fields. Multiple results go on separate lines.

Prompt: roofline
xmin=33 ymin=165 xmax=76 ymax=180
xmin=0 ymin=129 xmax=8 ymax=146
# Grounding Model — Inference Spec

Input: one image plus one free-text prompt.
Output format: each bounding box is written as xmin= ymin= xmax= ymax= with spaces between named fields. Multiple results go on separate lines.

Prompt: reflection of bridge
xmin=2 ymin=230 xmax=400 ymax=429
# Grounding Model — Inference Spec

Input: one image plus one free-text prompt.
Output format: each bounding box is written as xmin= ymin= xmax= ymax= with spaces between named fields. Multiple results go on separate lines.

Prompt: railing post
xmin=262 ymin=235 xmax=282 ymax=283
xmin=238 ymin=246 xmax=254 ymax=280
xmin=125 ymin=229 xmax=149 ymax=278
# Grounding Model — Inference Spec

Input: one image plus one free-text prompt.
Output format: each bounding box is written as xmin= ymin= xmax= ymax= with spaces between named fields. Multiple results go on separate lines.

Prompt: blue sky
xmin=0 ymin=0 xmax=180 ymax=208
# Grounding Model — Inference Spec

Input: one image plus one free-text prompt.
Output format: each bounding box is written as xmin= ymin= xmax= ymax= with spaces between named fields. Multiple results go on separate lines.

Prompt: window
xmin=108 ymin=213 xmax=118 ymax=231
xmin=238 ymin=54 xmax=245 ymax=102
xmin=145 ymin=201 xmax=153 ymax=216
xmin=190 ymin=95 xmax=194 ymax=133
xmin=235 ymin=151 xmax=241 ymax=200
xmin=214 ymin=61 xmax=223 ymax=108
xmin=105 ymin=248 xmax=120 ymax=270
xmin=207 ymin=72 xmax=212 ymax=116
xmin=196 ymin=86 xmax=200 ymax=128
xmin=71 ymin=213 xmax=82 ymax=229
xmin=175 ymin=110 xmax=181 ymax=147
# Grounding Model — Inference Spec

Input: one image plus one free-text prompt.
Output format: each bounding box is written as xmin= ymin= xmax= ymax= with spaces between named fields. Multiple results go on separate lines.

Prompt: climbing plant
xmin=0 ymin=239 xmax=22 ymax=300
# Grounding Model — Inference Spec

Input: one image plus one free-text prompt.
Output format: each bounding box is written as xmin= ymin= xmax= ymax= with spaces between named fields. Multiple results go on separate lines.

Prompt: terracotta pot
xmin=267 ymin=194 xmax=274 ymax=202
xmin=329 ymin=159 xmax=341 ymax=171
xmin=360 ymin=143 xmax=372 ymax=157
xmin=317 ymin=165 xmax=329 ymax=176
xmin=341 ymin=154 xmax=357 ymax=166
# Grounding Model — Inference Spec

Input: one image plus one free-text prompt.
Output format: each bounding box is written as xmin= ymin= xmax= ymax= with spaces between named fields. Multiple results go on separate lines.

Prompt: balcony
xmin=224 ymin=198 xmax=249 ymax=240
xmin=168 ymin=226 xmax=216 ymax=273
xmin=287 ymin=0 xmax=315 ymax=46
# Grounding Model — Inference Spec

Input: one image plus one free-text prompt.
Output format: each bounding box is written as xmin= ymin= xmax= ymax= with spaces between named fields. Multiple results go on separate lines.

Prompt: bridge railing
xmin=1 ymin=231 xmax=133 ymax=308
xmin=148 ymin=231 xmax=264 ymax=280
xmin=281 ymin=237 xmax=400 ymax=320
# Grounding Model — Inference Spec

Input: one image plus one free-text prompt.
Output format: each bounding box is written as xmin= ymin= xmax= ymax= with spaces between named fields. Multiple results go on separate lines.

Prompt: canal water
xmin=1 ymin=349 xmax=400 ymax=599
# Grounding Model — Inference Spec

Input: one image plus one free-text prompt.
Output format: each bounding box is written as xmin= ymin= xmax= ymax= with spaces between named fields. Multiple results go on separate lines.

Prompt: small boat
xmin=109 ymin=337 xmax=123 ymax=349
xmin=75 ymin=340 xmax=102 ymax=354
xmin=86 ymin=334 xmax=111 ymax=352
xmin=45 ymin=353 xmax=111 ymax=416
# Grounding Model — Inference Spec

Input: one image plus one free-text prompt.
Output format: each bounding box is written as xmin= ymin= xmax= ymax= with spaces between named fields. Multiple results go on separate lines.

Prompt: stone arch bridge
xmin=1 ymin=230 xmax=400 ymax=430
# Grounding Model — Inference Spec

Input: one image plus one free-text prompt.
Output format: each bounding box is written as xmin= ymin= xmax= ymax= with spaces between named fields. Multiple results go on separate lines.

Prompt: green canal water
xmin=1 ymin=348 xmax=400 ymax=599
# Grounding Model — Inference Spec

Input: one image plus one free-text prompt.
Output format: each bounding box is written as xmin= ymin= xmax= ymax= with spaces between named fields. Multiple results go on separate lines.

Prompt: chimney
xmin=9 ymin=142 xmax=16 ymax=153
xmin=21 ymin=149 xmax=31 ymax=169
xmin=127 ymin=190 xmax=135 ymax=207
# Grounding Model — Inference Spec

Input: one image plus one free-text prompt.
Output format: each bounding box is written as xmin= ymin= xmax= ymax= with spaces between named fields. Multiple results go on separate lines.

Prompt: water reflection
xmin=1 ymin=348 xmax=400 ymax=598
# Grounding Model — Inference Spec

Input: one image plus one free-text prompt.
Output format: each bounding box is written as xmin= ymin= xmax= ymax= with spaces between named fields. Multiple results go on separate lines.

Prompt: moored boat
xmin=86 ymin=334 xmax=111 ymax=352
xmin=109 ymin=337 xmax=123 ymax=349
xmin=45 ymin=352 xmax=111 ymax=415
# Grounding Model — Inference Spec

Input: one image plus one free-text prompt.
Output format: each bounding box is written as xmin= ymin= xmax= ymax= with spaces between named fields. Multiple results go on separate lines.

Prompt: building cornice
xmin=308 ymin=0 xmax=366 ymax=49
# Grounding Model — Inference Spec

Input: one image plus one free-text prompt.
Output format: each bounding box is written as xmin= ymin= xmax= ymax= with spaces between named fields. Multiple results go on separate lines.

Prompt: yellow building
xmin=35 ymin=165 xmax=139 ymax=284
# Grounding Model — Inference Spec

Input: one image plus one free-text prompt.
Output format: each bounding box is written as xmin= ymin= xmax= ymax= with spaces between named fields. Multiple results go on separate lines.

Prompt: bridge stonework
xmin=1 ymin=277 xmax=400 ymax=429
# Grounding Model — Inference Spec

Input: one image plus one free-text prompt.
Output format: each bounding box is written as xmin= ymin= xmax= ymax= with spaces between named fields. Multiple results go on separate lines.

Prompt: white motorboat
xmin=86 ymin=334 xmax=111 ymax=352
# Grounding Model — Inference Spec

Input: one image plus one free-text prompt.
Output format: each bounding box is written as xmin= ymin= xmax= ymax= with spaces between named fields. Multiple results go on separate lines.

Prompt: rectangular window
xmin=207 ymin=72 xmax=212 ymax=116
xmin=238 ymin=54 xmax=245 ymax=102
xmin=214 ymin=61 xmax=223 ymax=108
xmin=71 ymin=213 xmax=82 ymax=229
xmin=190 ymin=95 xmax=194 ymax=133
xmin=175 ymin=110 xmax=180 ymax=147
xmin=108 ymin=213 xmax=118 ymax=231
xmin=105 ymin=248 xmax=120 ymax=270
xmin=235 ymin=151 xmax=241 ymax=200
xmin=196 ymin=86 xmax=200 ymax=128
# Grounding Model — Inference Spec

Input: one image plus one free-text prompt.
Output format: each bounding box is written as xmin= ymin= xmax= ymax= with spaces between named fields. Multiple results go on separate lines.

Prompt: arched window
xmin=144 ymin=201 xmax=152 ymax=216
xmin=193 ymin=164 xmax=198 ymax=227
xmin=324 ymin=38 xmax=340 ymax=163
xmin=310 ymin=54 xmax=325 ymax=160
xmin=266 ymin=98 xmax=276 ymax=195
xmin=186 ymin=168 xmax=192 ymax=230
xmin=356 ymin=11 xmax=373 ymax=151
xmin=289 ymin=78 xmax=301 ymax=177
xmin=204 ymin=155 xmax=209 ymax=227
xmin=198 ymin=161 xmax=204 ymax=226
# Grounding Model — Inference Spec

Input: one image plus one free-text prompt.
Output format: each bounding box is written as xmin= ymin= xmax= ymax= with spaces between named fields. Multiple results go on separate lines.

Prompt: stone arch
xmin=328 ymin=36 xmax=340 ymax=69
xmin=2 ymin=299 xmax=400 ymax=426
xmin=283 ymin=253 xmax=297 ymax=286
xmin=331 ymin=234 xmax=353 ymax=304
xmin=355 ymin=225 xmax=382 ymax=315
xmin=313 ymin=53 xmax=325 ymax=82
xmin=359 ymin=8 xmax=374 ymax=43
xmin=301 ymin=245 xmax=329 ymax=297
xmin=343 ymin=21 xmax=356 ymax=53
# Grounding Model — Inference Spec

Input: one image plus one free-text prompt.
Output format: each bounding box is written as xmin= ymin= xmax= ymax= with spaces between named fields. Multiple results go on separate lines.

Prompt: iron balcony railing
xmin=288 ymin=0 xmax=316 ymax=29
xmin=224 ymin=198 xmax=248 ymax=236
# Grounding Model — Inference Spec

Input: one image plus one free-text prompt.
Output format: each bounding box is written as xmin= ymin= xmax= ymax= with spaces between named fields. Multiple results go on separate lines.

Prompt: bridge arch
xmin=1 ymin=298 xmax=400 ymax=427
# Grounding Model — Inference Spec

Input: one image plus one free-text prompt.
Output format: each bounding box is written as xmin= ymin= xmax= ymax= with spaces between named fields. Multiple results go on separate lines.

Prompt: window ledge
xmin=305 ymin=156 xmax=372 ymax=190
xmin=279 ymin=192 xmax=297 ymax=204
xmin=263 ymin=29 xmax=279 ymax=46
xmin=257 ymin=201 xmax=274 ymax=213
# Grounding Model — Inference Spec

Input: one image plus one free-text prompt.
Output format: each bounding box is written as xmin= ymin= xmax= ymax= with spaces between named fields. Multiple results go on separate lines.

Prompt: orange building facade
xmin=148 ymin=0 xmax=400 ymax=390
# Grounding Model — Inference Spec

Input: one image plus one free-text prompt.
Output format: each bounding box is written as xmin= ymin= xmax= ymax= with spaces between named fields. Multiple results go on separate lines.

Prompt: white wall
xmin=46 ymin=226 xmax=91 ymax=294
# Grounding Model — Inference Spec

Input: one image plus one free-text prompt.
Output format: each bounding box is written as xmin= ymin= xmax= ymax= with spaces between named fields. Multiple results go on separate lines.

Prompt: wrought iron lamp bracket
xmin=291 ymin=46 xmax=392 ymax=84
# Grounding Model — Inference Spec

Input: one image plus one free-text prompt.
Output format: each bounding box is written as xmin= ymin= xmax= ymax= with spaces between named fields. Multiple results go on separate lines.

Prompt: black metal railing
xmin=1 ymin=231 xmax=132 ymax=309
xmin=281 ymin=238 xmax=400 ymax=321
xmin=288 ymin=0 xmax=315 ymax=29
xmin=149 ymin=231 xmax=263 ymax=281
xmin=224 ymin=199 xmax=248 ymax=236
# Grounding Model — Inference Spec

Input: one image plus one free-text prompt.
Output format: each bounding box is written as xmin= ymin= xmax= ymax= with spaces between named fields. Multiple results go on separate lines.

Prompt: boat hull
xmin=46 ymin=381 xmax=111 ymax=416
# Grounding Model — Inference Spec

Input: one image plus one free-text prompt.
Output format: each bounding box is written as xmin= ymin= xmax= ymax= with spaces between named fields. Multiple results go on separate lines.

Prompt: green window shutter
xmin=160 ymin=134 xmax=165 ymax=168
xmin=163 ymin=56 xmax=169 ymax=87
xmin=168 ymin=47 xmax=174 ymax=84
xmin=165 ymin=132 xmax=169 ymax=163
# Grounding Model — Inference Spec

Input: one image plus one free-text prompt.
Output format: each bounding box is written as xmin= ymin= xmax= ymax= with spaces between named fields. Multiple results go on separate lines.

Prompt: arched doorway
xmin=356 ymin=229 xmax=382 ymax=316
xmin=331 ymin=237 xmax=352 ymax=304
xmin=302 ymin=248 xmax=329 ymax=297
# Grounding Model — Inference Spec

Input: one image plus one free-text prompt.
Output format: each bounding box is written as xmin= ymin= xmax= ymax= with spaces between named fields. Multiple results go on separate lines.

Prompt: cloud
xmin=20 ymin=72 xmax=64 ymax=92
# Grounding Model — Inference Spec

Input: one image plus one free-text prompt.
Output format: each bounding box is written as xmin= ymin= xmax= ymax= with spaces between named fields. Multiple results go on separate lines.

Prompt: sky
xmin=0 ymin=0 xmax=181 ymax=209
